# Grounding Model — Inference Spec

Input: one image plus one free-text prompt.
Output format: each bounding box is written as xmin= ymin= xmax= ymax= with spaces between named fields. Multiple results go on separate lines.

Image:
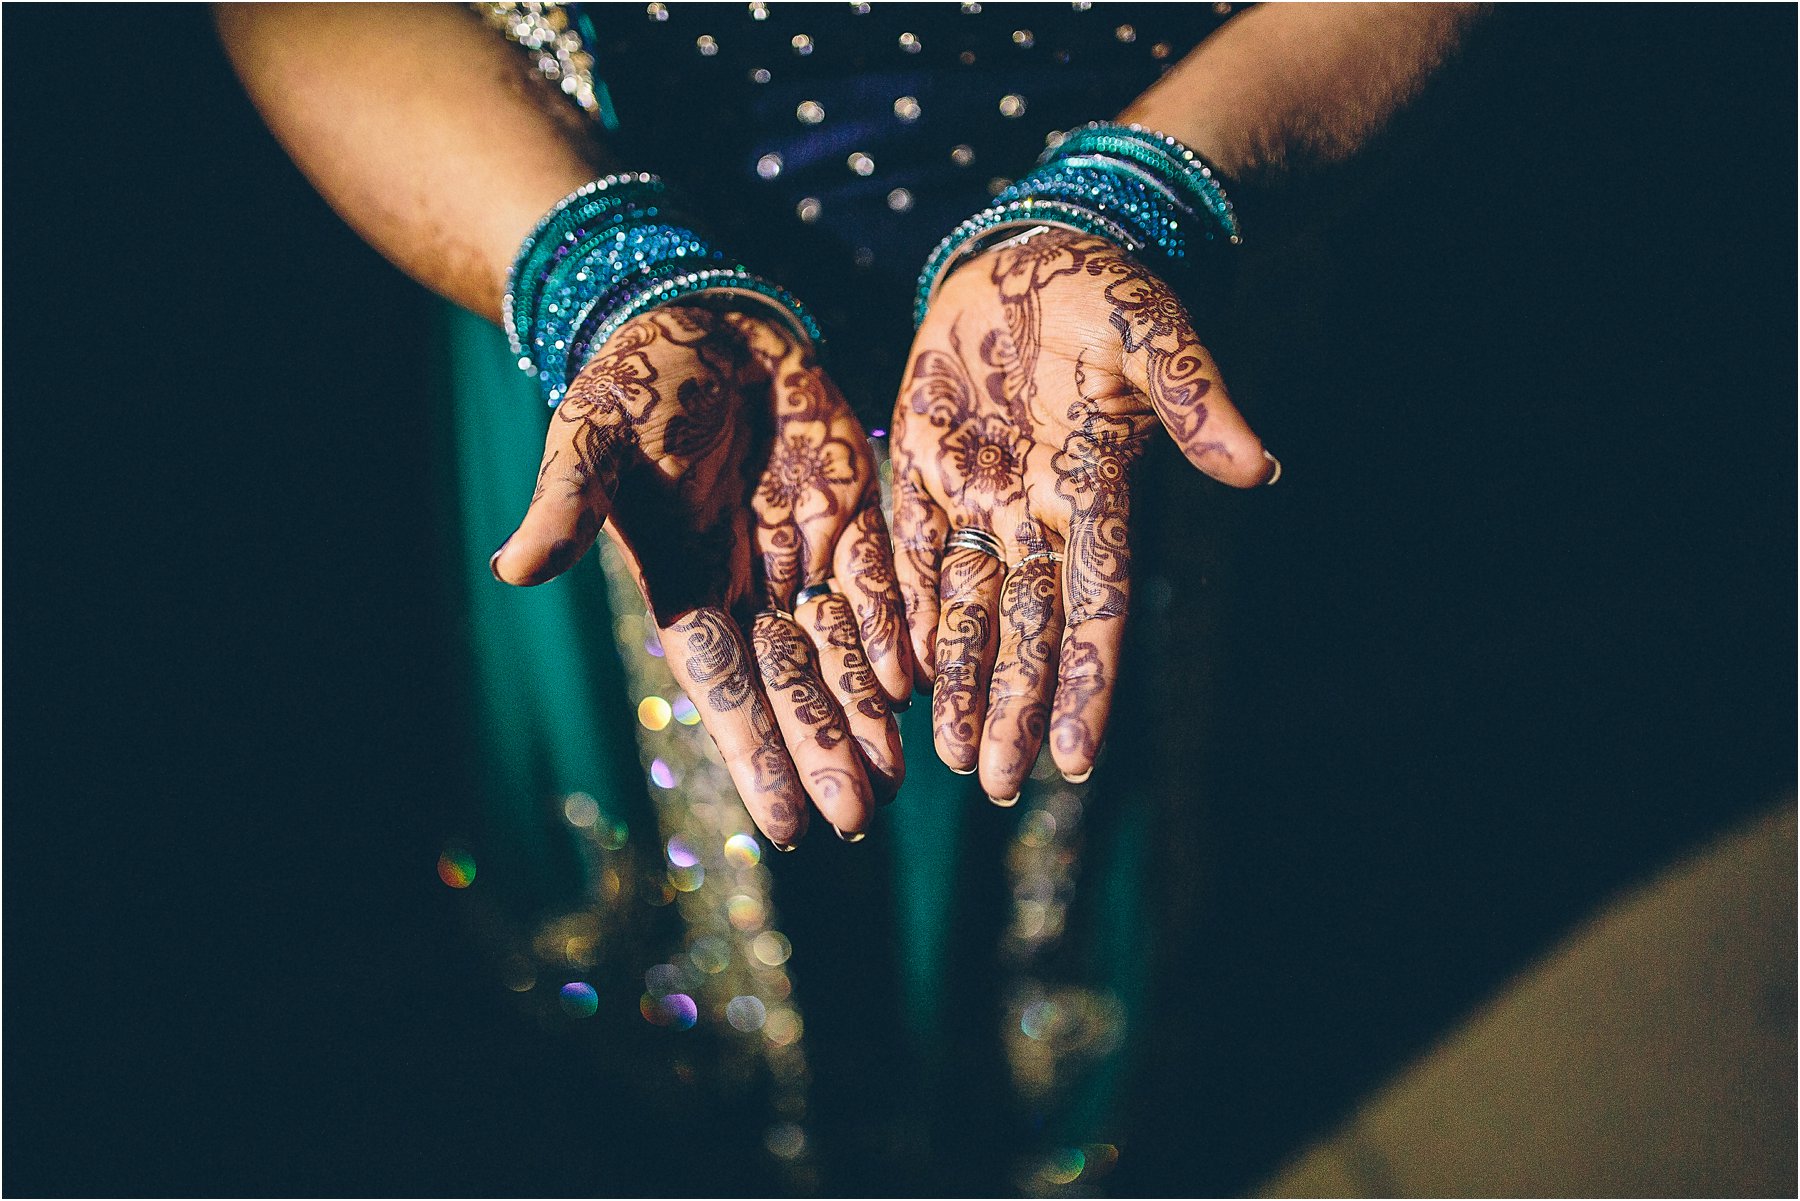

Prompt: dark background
xmin=4 ymin=4 xmax=1793 ymax=1197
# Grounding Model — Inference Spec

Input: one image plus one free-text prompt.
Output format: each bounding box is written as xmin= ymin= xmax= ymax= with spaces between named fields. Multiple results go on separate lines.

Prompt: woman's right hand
xmin=491 ymin=305 xmax=910 ymax=847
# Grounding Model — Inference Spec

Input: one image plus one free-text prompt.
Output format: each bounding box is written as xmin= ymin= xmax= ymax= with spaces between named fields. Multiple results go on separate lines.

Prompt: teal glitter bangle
xmin=1047 ymin=123 xmax=1241 ymax=242
xmin=913 ymin=122 xmax=1241 ymax=327
xmin=504 ymin=173 xmax=670 ymax=361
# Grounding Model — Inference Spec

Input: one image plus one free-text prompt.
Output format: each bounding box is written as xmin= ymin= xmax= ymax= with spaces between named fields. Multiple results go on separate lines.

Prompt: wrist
xmin=913 ymin=122 xmax=1241 ymax=328
xmin=505 ymin=174 xmax=820 ymax=406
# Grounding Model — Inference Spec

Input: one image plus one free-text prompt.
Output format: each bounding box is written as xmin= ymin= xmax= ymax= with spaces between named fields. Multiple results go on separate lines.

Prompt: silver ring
xmin=944 ymin=527 xmax=1005 ymax=563
xmin=1012 ymin=550 xmax=1063 ymax=570
xmin=793 ymin=580 xmax=836 ymax=608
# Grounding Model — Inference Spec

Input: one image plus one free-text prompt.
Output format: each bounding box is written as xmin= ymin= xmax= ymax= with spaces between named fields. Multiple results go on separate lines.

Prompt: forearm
xmin=215 ymin=2 xmax=608 ymax=322
xmin=1121 ymin=3 xmax=1489 ymax=224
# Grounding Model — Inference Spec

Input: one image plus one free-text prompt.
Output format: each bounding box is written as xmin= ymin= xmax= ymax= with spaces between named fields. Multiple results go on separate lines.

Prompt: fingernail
xmin=1062 ymin=768 xmax=1093 ymax=784
xmin=949 ymin=765 xmax=977 ymax=776
xmin=1262 ymin=449 xmax=1282 ymax=486
xmin=989 ymin=793 xmax=1019 ymax=808
xmin=488 ymin=544 xmax=508 ymax=582
xmin=773 ymin=841 xmax=798 ymax=853
xmin=832 ymin=825 xmax=866 ymax=843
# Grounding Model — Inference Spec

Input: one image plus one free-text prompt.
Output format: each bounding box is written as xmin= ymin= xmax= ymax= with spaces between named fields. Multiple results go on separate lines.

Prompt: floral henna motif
xmin=672 ymin=609 xmax=755 ymax=713
xmin=987 ymin=559 xmax=1062 ymax=770
xmin=985 ymin=232 xmax=1092 ymax=422
xmin=932 ymin=552 xmax=1002 ymax=760
xmin=904 ymin=328 xmax=1029 ymax=511
xmin=1049 ymin=634 xmax=1107 ymax=763
xmin=751 ymin=365 xmax=864 ymax=609
xmin=810 ymin=594 xmax=887 ymax=722
xmin=1091 ymin=257 xmax=1228 ymax=463
xmin=752 ymin=612 xmax=847 ymax=750
xmin=841 ymin=504 xmax=902 ymax=665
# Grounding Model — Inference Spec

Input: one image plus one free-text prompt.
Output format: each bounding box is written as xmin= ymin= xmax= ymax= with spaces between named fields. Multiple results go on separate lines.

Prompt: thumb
xmin=491 ymin=408 xmax=624 ymax=586
xmin=1117 ymin=303 xmax=1276 ymax=490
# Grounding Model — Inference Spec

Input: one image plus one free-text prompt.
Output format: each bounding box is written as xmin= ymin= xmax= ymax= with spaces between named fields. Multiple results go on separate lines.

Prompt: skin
xmin=893 ymin=4 xmax=1489 ymax=798
xmin=219 ymin=1 xmax=1488 ymax=824
xmin=218 ymin=4 xmax=904 ymax=846
xmin=494 ymin=305 xmax=909 ymax=844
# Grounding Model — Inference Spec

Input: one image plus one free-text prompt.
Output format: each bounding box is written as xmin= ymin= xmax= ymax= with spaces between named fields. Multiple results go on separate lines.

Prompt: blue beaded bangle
xmin=507 ymin=176 xmax=821 ymax=406
xmin=914 ymin=122 xmax=1240 ymax=327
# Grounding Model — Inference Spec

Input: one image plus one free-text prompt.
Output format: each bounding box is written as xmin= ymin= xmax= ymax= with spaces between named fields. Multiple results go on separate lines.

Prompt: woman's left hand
xmin=889 ymin=229 xmax=1274 ymax=802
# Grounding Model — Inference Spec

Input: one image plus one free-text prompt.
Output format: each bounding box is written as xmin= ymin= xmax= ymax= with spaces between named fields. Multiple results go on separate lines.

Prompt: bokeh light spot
xmin=725 ymin=994 xmax=768 ymax=1032
xmin=437 ymin=847 xmax=476 ymax=888
xmin=752 ymin=930 xmax=792 ymax=966
xmin=671 ymin=695 xmax=700 ymax=725
xmin=650 ymin=758 xmax=679 ymax=788
xmin=563 ymin=792 xmax=600 ymax=828
xmin=638 ymin=695 xmax=673 ymax=730
xmin=558 ymin=981 xmax=599 ymax=1018
xmin=666 ymin=836 xmax=699 ymax=868
xmin=723 ymin=833 xmax=763 ymax=867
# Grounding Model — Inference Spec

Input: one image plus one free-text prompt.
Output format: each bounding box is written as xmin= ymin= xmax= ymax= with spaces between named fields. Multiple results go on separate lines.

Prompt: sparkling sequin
xmin=999 ymin=93 xmax=1027 ymax=118
xmin=796 ymin=100 xmax=825 ymax=124
xmin=696 ymin=35 xmax=719 ymax=56
xmin=757 ymin=153 xmax=784 ymax=180
xmin=1114 ymin=23 xmax=1136 ymax=42
xmin=847 ymin=152 xmax=875 ymax=176
xmin=898 ymin=31 xmax=921 ymax=52
xmin=1012 ymin=28 xmax=1035 ymax=48
xmin=795 ymin=197 xmax=823 ymax=223
xmin=1151 ymin=41 xmax=1172 ymax=60
xmin=751 ymin=67 xmax=772 ymax=83
xmin=892 ymin=95 xmax=921 ymax=121
xmin=645 ymin=2 xmax=667 ymax=19
xmin=791 ymin=33 xmax=813 ymax=55
xmin=886 ymin=187 xmax=914 ymax=213
xmin=749 ymin=1 xmax=769 ymax=18
xmin=951 ymin=144 xmax=976 ymax=166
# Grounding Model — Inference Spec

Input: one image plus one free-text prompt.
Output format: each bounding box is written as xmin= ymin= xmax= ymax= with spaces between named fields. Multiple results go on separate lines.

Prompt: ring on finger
xmin=794 ymin=580 xmax=838 ymax=609
xmin=1011 ymin=550 xmax=1063 ymax=571
xmin=944 ymin=526 xmax=1005 ymax=565
xmin=754 ymin=607 xmax=803 ymax=625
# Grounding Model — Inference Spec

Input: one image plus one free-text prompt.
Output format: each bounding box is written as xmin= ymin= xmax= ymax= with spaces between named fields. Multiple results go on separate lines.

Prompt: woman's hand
xmin=891 ymin=230 xmax=1273 ymax=802
xmin=492 ymin=306 xmax=910 ymax=846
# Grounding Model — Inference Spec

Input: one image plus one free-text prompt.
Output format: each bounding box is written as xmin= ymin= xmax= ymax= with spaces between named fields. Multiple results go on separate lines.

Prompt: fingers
xmin=1048 ymin=501 xmax=1132 ymax=782
xmin=931 ymin=546 xmax=1005 ymax=775
xmin=661 ymin=608 xmax=809 ymax=847
xmin=890 ymin=465 xmax=948 ymax=692
xmin=491 ymin=389 xmax=624 ymax=586
xmin=832 ymin=500 xmax=913 ymax=707
xmin=979 ymin=557 xmax=1064 ymax=803
xmin=751 ymin=611 xmax=876 ymax=837
xmin=1115 ymin=285 xmax=1275 ymax=489
xmin=796 ymin=592 xmax=905 ymax=805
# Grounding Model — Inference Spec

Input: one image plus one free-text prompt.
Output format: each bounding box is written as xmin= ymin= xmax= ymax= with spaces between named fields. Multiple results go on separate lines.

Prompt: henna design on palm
xmin=494 ymin=306 xmax=908 ymax=845
xmin=893 ymin=227 xmax=1271 ymax=795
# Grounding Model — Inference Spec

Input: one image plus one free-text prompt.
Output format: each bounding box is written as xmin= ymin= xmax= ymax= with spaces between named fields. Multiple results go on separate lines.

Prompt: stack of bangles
xmin=504 ymin=172 xmax=822 ymax=407
xmin=914 ymin=121 xmax=1241 ymax=326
